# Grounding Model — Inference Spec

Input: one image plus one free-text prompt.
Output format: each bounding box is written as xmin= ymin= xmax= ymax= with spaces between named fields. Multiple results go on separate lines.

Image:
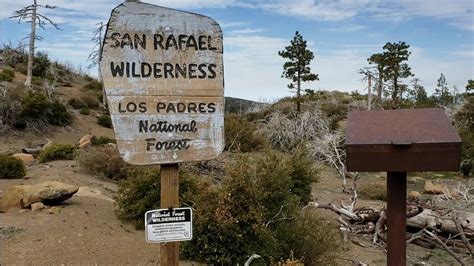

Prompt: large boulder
xmin=78 ymin=134 xmax=94 ymax=146
xmin=424 ymin=180 xmax=445 ymax=195
xmin=12 ymin=153 xmax=34 ymax=164
xmin=0 ymin=181 xmax=78 ymax=212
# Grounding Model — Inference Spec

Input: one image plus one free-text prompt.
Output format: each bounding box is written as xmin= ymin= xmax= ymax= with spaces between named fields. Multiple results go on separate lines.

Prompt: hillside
xmin=1 ymin=46 xmax=473 ymax=265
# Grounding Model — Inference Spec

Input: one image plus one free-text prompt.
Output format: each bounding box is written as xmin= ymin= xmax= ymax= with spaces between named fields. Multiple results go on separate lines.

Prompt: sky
xmin=0 ymin=0 xmax=473 ymax=101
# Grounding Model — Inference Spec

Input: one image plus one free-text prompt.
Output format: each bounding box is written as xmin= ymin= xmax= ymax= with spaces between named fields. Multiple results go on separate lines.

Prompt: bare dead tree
xmin=358 ymin=68 xmax=375 ymax=110
xmin=10 ymin=0 xmax=60 ymax=88
xmin=87 ymin=21 xmax=106 ymax=107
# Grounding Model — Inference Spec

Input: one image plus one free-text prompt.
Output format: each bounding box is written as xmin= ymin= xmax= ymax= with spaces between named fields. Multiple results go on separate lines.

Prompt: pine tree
xmin=382 ymin=42 xmax=413 ymax=107
xmin=367 ymin=53 xmax=386 ymax=103
xmin=434 ymin=73 xmax=450 ymax=105
xmin=278 ymin=31 xmax=318 ymax=112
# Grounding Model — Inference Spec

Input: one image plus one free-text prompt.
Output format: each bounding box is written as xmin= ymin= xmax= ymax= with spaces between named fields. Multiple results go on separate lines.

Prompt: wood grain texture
xmin=160 ymin=164 xmax=180 ymax=265
xmin=99 ymin=2 xmax=224 ymax=165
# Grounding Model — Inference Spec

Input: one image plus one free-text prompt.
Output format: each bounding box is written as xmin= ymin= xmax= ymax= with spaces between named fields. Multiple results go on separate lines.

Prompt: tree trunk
xmin=98 ymin=22 xmax=107 ymax=109
xmin=368 ymin=74 xmax=372 ymax=110
xmin=377 ymin=68 xmax=383 ymax=102
xmin=407 ymin=209 xmax=474 ymax=235
xmin=25 ymin=0 xmax=37 ymax=89
xmin=296 ymin=72 xmax=301 ymax=113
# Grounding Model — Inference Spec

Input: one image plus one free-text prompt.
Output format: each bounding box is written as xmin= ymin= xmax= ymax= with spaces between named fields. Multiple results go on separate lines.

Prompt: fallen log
xmin=407 ymin=209 xmax=474 ymax=236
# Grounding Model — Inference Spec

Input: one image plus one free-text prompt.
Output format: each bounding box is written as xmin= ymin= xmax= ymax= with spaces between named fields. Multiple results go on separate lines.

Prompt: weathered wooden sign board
xmin=145 ymin=207 xmax=192 ymax=243
xmin=100 ymin=1 xmax=224 ymax=165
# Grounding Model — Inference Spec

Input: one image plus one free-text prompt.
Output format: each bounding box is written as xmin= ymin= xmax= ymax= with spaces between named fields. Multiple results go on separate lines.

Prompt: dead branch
xmin=453 ymin=213 xmax=474 ymax=255
xmin=423 ymin=229 xmax=467 ymax=266
xmin=373 ymin=208 xmax=386 ymax=244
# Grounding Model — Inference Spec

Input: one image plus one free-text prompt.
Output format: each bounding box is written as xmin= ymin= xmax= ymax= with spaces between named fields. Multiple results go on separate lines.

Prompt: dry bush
xmin=80 ymin=95 xmax=99 ymax=109
xmin=359 ymin=181 xmax=387 ymax=201
xmin=78 ymin=146 xmax=130 ymax=180
xmin=225 ymin=114 xmax=267 ymax=152
xmin=0 ymin=154 xmax=26 ymax=179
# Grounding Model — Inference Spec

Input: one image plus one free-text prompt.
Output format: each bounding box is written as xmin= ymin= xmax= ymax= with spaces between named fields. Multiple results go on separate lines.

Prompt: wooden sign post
xmin=345 ymin=108 xmax=461 ymax=266
xmin=100 ymin=2 xmax=224 ymax=265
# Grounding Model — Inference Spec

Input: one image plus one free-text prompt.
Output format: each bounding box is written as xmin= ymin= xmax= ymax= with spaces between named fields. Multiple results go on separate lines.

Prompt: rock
xmin=31 ymin=202 xmax=45 ymax=211
xmin=79 ymin=140 xmax=92 ymax=149
xmin=48 ymin=207 xmax=60 ymax=214
xmin=408 ymin=176 xmax=424 ymax=184
xmin=79 ymin=134 xmax=94 ymax=146
xmin=424 ymin=180 xmax=445 ymax=195
xmin=0 ymin=181 xmax=79 ymax=212
xmin=408 ymin=191 xmax=422 ymax=201
xmin=12 ymin=153 xmax=34 ymax=164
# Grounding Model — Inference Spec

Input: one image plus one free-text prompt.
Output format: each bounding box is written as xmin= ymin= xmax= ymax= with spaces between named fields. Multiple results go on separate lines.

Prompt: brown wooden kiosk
xmin=345 ymin=108 xmax=461 ymax=266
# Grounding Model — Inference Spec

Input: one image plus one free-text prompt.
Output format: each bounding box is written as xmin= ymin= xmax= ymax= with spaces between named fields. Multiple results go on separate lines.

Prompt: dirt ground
xmin=1 ymin=159 xmax=469 ymax=265
xmin=312 ymin=169 xmax=473 ymax=265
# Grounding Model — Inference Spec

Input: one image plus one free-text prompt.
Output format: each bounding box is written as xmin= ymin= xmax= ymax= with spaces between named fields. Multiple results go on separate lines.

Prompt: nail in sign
xmin=100 ymin=2 xmax=224 ymax=165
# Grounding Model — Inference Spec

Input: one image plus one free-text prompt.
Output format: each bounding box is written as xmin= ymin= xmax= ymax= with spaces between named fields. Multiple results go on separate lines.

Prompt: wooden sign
xmin=100 ymin=1 xmax=224 ymax=165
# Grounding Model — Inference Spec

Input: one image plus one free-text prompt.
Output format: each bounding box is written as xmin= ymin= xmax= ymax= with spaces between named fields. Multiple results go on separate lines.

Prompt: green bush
xmin=80 ymin=95 xmax=100 ymax=109
xmin=0 ymin=154 xmax=26 ymax=179
xmin=38 ymin=144 xmax=77 ymax=163
xmin=115 ymin=167 xmax=198 ymax=229
xmin=97 ymin=114 xmax=112 ymax=128
xmin=21 ymin=91 xmax=50 ymax=120
xmin=454 ymin=96 xmax=474 ymax=177
xmin=288 ymin=148 xmax=318 ymax=205
xmin=225 ymin=114 xmax=267 ymax=152
xmin=91 ymin=136 xmax=116 ymax=146
xmin=68 ymin=98 xmax=87 ymax=109
xmin=84 ymin=79 xmax=102 ymax=91
xmin=0 ymin=69 xmax=15 ymax=82
xmin=79 ymin=107 xmax=90 ymax=115
xmin=32 ymin=52 xmax=50 ymax=78
xmin=78 ymin=146 xmax=129 ymax=180
xmin=47 ymin=100 xmax=72 ymax=126
xmin=20 ymin=91 xmax=72 ymax=126
xmin=182 ymin=151 xmax=329 ymax=264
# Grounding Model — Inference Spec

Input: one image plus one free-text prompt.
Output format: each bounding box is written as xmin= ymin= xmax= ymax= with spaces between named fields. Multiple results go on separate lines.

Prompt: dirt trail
xmin=0 ymin=161 xmax=164 ymax=264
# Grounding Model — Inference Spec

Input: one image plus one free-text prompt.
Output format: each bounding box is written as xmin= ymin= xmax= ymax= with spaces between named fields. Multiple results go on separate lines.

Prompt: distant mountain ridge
xmin=224 ymin=96 xmax=267 ymax=114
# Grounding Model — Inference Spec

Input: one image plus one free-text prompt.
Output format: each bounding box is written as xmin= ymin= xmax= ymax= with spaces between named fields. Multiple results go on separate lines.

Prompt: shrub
xmin=79 ymin=107 xmax=90 ymax=115
xmin=20 ymin=91 xmax=72 ymax=127
xmin=182 ymin=151 xmax=327 ymax=264
xmin=68 ymin=98 xmax=87 ymax=109
xmin=15 ymin=63 xmax=27 ymax=75
xmin=32 ymin=51 xmax=50 ymax=78
xmin=47 ymin=100 xmax=72 ymax=126
xmin=288 ymin=148 xmax=318 ymax=205
xmin=80 ymin=95 xmax=100 ymax=109
xmin=359 ymin=181 xmax=387 ymax=201
xmin=78 ymin=146 xmax=130 ymax=180
xmin=91 ymin=136 xmax=116 ymax=146
xmin=21 ymin=91 xmax=50 ymax=120
xmin=38 ymin=144 xmax=77 ymax=163
xmin=225 ymin=114 xmax=267 ymax=152
xmin=115 ymin=167 xmax=198 ymax=229
xmin=97 ymin=114 xmax=112 ymax=128
xmin=0 ymin=154 xmax=26 ymax=179
xmin=84 ymin=79 xmax=102 ymax=91
xmin=0 ymin=69 xmax=15 ymax=82
xmin=274 ymin=211 xmax=342 ymax=265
